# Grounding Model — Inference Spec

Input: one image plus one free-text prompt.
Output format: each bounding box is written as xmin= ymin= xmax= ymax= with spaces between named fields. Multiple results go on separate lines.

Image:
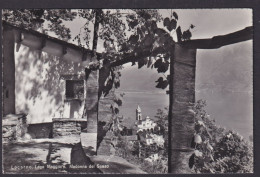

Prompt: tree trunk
xmin=168 ymin=44 xmax=197 ymax=173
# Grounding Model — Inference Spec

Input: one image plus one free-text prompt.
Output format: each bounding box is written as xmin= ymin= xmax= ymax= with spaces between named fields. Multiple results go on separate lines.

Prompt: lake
xmin=116 ymin=90 xmax=253 ymax=140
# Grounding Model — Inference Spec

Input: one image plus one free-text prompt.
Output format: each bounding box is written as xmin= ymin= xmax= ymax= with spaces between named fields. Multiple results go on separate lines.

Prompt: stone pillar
xmin=16 ymin=115 xmax=27 ymax=139
xmin=81 ymin=69 xmax=99 ymax=154
xmin=97 ymin=131 xmax=113 ymax=155
xmin=169 ymin=44 xmax=197 ymax=173
xmin=96 ymin=90 xmax=115 ymax=155
xmin=3 ymin=24 xmax=15 ymax=115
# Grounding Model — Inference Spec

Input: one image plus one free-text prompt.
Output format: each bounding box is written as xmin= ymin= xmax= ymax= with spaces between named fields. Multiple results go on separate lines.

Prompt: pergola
xmin=2 ymin=19 xmax=253 ymax=173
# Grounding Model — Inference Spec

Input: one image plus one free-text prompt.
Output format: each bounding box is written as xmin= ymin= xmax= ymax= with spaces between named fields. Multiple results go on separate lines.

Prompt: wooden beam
xmin=180 ymin=26 xmax=253 ymax=49
xmin=109 ymin=26 xmax=252 ymax=68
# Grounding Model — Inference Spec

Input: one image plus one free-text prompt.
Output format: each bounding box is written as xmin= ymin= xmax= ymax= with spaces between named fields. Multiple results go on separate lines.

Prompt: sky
xmin=47 ymin=9 xmax=253 ymax=139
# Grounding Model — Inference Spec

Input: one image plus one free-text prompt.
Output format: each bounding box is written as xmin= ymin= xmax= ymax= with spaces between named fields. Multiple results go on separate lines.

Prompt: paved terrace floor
xmin=90 ymin=155 xmax=147 ymax=174
xmin=2 ymin=137 xmax=146 ymax=174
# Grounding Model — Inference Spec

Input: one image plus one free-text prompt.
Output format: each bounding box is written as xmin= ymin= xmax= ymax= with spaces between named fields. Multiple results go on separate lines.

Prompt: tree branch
xmin=110 ymin=47 xmax=168 ymax=67
xmin=108 ymin=26 xmax=252 ymax=68
xmin=179 ymin=26 xmax=253 ymax=49
xmin=92 ymin=9 xmax=102 ymax=55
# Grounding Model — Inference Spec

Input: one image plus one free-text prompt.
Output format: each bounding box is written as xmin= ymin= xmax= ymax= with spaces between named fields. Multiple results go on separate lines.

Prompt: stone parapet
xmin=2 ymin=114 xmax=27 ymax=143
xmin=52 ymin=118 xmax=87 ymax=138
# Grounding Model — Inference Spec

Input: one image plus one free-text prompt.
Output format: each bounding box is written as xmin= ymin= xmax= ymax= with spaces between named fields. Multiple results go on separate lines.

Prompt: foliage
xmin=113 ymin=107 xmax=169 ymax=173
xmin=154 ymin=107 xmax=168 ymax=128
xmin=2 ymin=9 xmax=195 ymax=103
xmin=192 ymin=100 xmax=253 ymax=173
xmin=115 ymin=139 xmax=167 ymax=173
xmin=154 ymin=107 xmax=169 ymax=150
xmin=2 ymin=9 xmax=77 ymax=40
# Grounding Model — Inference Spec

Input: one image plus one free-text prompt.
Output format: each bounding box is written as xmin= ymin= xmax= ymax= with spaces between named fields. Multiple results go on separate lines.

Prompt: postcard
xmin=2 ymin=8 xmax=254 ymax=174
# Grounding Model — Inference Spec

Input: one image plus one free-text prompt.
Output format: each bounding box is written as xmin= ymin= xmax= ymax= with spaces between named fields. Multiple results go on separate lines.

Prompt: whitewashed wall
xmin=15 ymin=45 xmax=85 ymax=123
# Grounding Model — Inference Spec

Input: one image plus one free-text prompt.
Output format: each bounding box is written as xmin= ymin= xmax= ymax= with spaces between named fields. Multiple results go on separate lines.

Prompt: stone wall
xmin=2 ymin=114 xmax=27 ymax=143
xmin=52 ymin=118 xmax=87 ymax=137
xmin=2 ymin=125 xmax=16 ymax=143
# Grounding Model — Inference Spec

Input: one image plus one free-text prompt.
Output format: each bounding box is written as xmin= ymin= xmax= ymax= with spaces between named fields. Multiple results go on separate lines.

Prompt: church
xmin=135 ymin=105 xmax=157 ymax=132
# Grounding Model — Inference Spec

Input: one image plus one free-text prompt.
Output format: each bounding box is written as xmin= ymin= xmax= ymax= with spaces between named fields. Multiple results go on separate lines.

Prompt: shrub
xmin=192 ymin=100 xmax=253 ymax=173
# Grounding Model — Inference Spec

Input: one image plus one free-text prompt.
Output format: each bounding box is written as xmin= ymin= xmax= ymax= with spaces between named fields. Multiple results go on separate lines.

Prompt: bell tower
xmin=136 ymin=105 xmax=142 ymax=120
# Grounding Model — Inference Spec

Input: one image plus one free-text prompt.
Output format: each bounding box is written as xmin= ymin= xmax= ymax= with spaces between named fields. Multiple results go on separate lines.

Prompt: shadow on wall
xmin=15 ymin=45 xmax=85 ymax=123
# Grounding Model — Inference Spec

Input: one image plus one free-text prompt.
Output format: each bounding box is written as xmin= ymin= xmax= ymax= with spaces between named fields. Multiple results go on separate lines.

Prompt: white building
xmin=136 ymin=105 xmax=142 ymax=121
xmin=136 ymin=105 xmax=157 ymax=132
xmin=150 ymin=134 xmax=164 ymax=147
xmin=146 ymin=134 xmax=153 ymax=145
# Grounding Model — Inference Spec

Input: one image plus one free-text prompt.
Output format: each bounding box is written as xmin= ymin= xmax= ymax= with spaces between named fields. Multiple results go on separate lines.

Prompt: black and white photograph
xmin=1 ymin=8 xmax=253 ymax=174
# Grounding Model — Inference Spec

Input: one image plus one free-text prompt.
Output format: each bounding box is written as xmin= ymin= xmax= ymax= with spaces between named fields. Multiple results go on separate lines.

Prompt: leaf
xmin=137 ymin=27 xmax=144 ymax=38
xmin=128 ymin=34 xmax=139 ymax=44
xmin=119 ymin=43 xmax=128 ymax=52
xmin=32 ymin=18 xmax=45 ymax=24
xmin=32 ymin=9 xmax=44 ymax=18
xmin=155 ymin=79 xmax=168 ymax=89
xmin=138 ymin=10 xmax=151 ymax=20
xmin=154 ymin=58 xmax=163 ymax=68
xmin=129 ymin=19 xmax=138 ymax=29
xmin=104 ymin=79 xmax=113 ymax=96
xmin=156 ymin=60 xmax=169 ymax=73
xmin=167 ymin=19 xmax=177 ymax=31
xmin=190 ymin=24 xmax=195 ymax=29
xmin=151 ymin=20 xmax=158 ymax=32
xmin=172 ymin=11 xmax=178 ymax=20
xmin=155 ymin=77 xmax=164 ymax=83
xmin=163 ymin=17 xmax=170 ymax=28
xmin=128 ymin=14 xmax=135 ymax=20
xmin=189 ymin=153 xmax=195 ymax=168
xmin=143 ymin=34 xmax=154 ymax=47
xmin=138 ymin=57 xmax=148 ymax=69
xmin=114 ymin=80 xmax=120 ymax=88
xmin=182 ymin=29 xmax=192 ymax=41
xmin=113 ymin=103 xmax=119 ymax=114
xmin=114 ymin=96 xmax=123 ymax=106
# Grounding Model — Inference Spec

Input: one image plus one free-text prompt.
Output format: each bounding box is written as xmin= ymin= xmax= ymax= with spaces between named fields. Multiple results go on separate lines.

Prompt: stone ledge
xmin=52 ymin=118 xmax=87 ymax=122
xmin=3 ymin=114 xmax=26 ymax=126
